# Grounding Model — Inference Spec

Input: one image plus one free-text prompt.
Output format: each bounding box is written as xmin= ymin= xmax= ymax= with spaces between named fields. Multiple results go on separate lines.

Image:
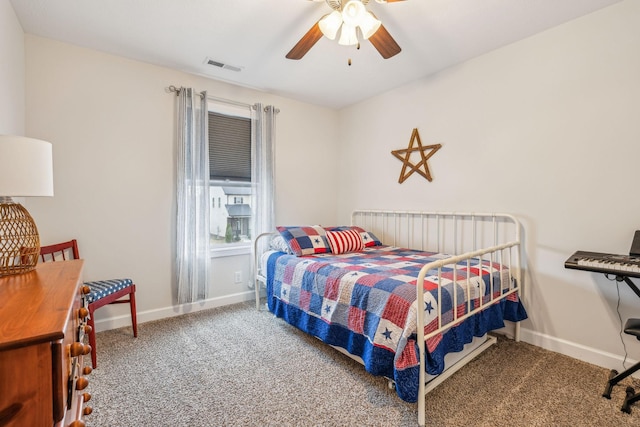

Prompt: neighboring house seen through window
xmin=208 ymin=106 xmax=252 ymax=248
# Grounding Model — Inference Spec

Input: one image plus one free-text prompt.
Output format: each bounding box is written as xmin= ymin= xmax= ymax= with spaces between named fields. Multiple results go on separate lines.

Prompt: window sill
xmin=210 ymin=244 xmax=251 ymax=258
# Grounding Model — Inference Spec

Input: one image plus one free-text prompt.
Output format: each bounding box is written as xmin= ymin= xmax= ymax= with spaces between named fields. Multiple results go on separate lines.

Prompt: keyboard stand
xmin=564 ymin=249 xmax=640 ymax=412
xmin=565 ymin=241 xmax=640 ymax=412
xmin=601 ymin=291 xmax=640 ymax=414
xmin=616 ymin=275 xmax=640 ymax=299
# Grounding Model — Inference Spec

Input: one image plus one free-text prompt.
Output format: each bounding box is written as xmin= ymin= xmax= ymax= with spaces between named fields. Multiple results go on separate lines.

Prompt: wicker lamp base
xmin=0 ymin=200 xmax=41 ymax=277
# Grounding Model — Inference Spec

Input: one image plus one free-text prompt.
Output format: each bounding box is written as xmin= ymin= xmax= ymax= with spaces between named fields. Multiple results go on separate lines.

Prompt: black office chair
xmin=602 ymin=318 xmax=640 ymax=413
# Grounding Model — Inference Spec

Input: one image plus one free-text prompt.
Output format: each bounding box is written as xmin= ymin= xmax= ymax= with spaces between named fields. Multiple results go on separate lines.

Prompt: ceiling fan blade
xmin=368 ymin=24 xmax=401 ymax=59
xmin=286 ymin=21 xmax=323 ymax=60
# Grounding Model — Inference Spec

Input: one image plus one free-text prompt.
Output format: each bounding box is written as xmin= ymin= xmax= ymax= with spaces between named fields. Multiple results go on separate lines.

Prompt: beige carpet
xmin=85 ymin=302 xmax=640 ymax=426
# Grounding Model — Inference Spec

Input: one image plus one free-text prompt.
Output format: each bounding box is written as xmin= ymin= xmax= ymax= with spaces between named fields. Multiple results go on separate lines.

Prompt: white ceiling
xmin=10 ymin=0 xmax=622 ymax=109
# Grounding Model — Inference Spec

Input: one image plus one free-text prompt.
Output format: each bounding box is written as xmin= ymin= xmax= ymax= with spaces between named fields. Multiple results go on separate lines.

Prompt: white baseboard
xmin=93 ymin=290 xmax=256 ymax=333
xmin=520 ymin=327 xmax=638 ymax=375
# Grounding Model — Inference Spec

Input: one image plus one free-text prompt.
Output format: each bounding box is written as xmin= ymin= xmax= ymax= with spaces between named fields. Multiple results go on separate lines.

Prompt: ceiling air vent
xmin=205 ymin=58 xmax=242 ymax=72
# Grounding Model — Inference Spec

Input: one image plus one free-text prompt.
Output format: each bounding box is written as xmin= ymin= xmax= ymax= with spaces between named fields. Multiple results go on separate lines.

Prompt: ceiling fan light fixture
xmin=319 ymin=10 xmax=342 ymax=40
xmin=359 ymin=11 xmax=381 ymax=39
xmin=286 ymin=0 xmax=402 ymax=60
xmin=338 ymin=23 xmax=358 ymax=46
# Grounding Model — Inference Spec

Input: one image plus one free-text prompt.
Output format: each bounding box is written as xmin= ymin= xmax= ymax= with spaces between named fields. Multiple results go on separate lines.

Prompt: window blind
xmin=208 ymin=112 xmax=251 ymax=181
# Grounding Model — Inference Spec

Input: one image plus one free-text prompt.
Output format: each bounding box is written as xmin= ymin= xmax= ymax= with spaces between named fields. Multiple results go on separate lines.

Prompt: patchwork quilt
xmin=265 ymin=245 xmax=528 ymax=403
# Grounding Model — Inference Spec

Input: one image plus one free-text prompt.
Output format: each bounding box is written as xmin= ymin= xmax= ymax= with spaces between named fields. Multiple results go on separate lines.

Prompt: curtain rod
xmin=167 ymin=85 xmax=255 ymax=110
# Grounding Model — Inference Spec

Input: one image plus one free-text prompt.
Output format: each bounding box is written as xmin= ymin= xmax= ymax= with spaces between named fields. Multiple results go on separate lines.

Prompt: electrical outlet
xmin=234 ymin=271 xmax=242 ymax=284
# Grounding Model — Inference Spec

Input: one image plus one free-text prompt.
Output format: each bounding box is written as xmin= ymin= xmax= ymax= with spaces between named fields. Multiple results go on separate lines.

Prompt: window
xmin=208 ymin=103 xmax=253 ymax=251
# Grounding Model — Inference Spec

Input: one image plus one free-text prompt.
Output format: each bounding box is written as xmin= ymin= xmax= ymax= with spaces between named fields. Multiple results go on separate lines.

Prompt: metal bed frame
xmin=253 ymin=210 xmax=524 ymax=426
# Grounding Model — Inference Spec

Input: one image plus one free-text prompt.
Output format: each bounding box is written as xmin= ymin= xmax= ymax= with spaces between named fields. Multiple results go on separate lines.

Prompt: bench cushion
xmin=85 ymin=278 xmax=133 ymax=304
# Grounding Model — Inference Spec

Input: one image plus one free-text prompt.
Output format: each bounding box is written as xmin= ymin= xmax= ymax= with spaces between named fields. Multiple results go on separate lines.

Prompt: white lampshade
xmin=0 ymin=135 xmax=54 ymax=277
xmin=338 ymin=1 xmax=381 ymax=45
xmin=359 ymin=12 xmax=382 ymax=39
xmin=338 ymin=24 xmax=359 ymax=46
xmin=0 ymin=135 xmax=54 ymax=197
xmin=319 ymin=10 xmax=342 ymax=40
xmin=342 ymin=1 xmax=366 ymax=27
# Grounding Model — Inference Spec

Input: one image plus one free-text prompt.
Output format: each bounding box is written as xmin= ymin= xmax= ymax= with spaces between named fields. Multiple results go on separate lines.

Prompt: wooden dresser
xmin=0 ymin=260 xmax=93 ymax=427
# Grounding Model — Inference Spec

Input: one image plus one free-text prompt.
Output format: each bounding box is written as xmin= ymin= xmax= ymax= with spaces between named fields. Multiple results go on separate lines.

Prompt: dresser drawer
xmin=0 ymin=261 xmax=91 ymax=427
xmin=0 ymin=343 xmax=53 ymax=426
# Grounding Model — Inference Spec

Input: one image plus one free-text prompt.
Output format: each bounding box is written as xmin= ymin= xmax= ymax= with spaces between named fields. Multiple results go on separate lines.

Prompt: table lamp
xmin=0 ymin=135 xmax=54 ymax=276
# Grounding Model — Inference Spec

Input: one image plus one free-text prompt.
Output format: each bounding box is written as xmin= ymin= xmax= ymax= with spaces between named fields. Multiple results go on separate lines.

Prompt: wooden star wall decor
xmin=391 ymin=128 xmax=442 ymax=183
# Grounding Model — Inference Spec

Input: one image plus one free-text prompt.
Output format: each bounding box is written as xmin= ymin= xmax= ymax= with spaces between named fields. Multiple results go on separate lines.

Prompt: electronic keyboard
xmin=564 ymin=250 xmax=640 ymax=279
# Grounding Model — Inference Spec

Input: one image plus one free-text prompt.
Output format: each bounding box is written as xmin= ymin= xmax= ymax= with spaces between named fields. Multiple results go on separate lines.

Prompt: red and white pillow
xmin=326 ymin=229 xmax=365 ymax=255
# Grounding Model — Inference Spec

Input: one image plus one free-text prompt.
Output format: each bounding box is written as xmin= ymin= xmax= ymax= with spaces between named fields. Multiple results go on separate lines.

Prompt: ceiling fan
xmin=286 ymin=0 xmax=405 ymax=60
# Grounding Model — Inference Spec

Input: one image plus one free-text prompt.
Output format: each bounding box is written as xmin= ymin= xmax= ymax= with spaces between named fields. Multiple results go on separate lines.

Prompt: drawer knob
xmin=69 ymin=342 xmax=83 ymax=357
xmin=68 ymin=421 xmax=86 ymax=427
xmin=76 ymin=377 xmax=89 ymax=391
xmin=83 ymin=325 xmax=93 ymax=334
xmin=83 ymin=406 xmax=93 ymax=416
xmin=82 ymin=285 xmax=91 ymax=295
xmin=82 ymin=392 xmax=92 ymax=403
xmin=79 ymin=307 xmax=89 ymax=319
xmin=82 ymin=366 xmax=93 ymax=375
xmin=70 ymin=343 xmax=91 ymax=357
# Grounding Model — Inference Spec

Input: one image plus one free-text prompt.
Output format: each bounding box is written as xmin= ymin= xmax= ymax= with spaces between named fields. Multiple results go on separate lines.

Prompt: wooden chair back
xmin=39 ymin=239 xmax=80 ymax=262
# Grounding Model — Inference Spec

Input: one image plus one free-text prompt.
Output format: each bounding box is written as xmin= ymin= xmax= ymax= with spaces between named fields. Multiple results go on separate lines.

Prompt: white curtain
xmin=176 ymin=88 xmax=210 ymax=304
xmin=251 ymin=103 xmax=277 ymax=259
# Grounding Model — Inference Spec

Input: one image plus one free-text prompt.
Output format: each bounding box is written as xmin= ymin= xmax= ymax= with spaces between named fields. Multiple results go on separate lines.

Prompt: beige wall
xmin=22 ymin=35 xmax=339 ymax=327
xmin=337 ymin=0 xmax=640 ymax=370
xmin=0 ymin=0 xmax=24 ymax=134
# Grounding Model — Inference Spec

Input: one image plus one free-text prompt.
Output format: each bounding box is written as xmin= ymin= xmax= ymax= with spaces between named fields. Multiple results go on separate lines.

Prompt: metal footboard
xmin=351 ymin=210 xmax=523 ymax=427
